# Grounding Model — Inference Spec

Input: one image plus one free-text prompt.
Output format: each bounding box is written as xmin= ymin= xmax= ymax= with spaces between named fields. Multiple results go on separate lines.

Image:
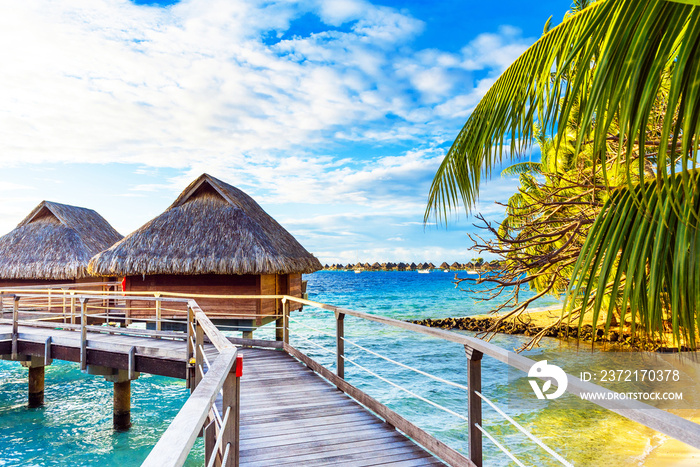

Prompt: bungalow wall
xmin=0 ymin=276 xmax=106 ymax=289
xmin=124 ymin=273 xmax=303 ymax=324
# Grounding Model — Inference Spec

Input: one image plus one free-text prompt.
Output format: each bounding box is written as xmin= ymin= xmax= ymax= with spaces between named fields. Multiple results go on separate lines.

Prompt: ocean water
xmin=0 ymin=271 xmax=685 ymax=466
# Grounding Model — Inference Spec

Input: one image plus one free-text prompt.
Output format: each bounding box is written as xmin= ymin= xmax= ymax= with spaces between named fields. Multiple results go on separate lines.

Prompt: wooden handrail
xmin=142 ymin=347 xmax=238 ymax=467
xmin=283 ymin=295 xmax=700 ymax=452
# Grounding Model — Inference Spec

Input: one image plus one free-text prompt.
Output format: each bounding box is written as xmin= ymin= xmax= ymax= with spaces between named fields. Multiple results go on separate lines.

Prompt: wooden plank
xmin=240 ymin=435 xmax=412 ymax=462
xmin=243 ymin=441 xmax=433 ymax=467
xmin=240 ymin=418 xmax=387 ymax=446
xmin=239 ymin=412 xmax=379 ymax=438
xmin=241 ymin=418 xmax=382 ymax=440
xmin=240 ymin=423 xmax=400 ymax=452
xmin=284 ymin=343 xmax=472 ymax=467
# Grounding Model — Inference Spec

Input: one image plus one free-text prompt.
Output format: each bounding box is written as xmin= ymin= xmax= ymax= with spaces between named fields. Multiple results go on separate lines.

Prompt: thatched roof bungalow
xmin=88 ymin=174 xmax=321 ymax=328
xmin=0 ymin=201 xmax=122 ymax=288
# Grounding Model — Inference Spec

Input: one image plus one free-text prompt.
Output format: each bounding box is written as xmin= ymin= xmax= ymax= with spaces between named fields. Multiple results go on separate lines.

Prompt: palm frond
xmin=426 ymin=0 xmax=700 ymax=223
xmin=501 ymin=162 xmax=543 ymax=176
xmin=564 ymin=171 xmax=700 ymax=348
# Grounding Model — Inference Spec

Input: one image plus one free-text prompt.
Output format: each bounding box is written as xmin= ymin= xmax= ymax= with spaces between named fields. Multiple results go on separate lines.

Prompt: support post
xmin=221 ymin=354 xmax=242 ymax=467
xmin=281 ymin=298 xmax=289 ymax=344
xmin=194 ymin=319 xmax=204 ymax=390
xmin=275 ymin=297 xmax=284 ymax=342
xmin=12 ymin=295 xmax=19 ymax=359
xmin=335 ymin=311 xmax=345 ymax=379
xmin=70 ymin=293 xmax=76 ymax=325
xmin=186 ymin=305 xmax=195 ymax=390
xmin=155 ymin=293 xmax=162 ymax=335
xmin=61 ymin=289 xmax=67 ymax=323
xmin=28 ymin=365 xmax=45 ymax=408
xmin=465 ymin=345 xmax=483 ymax=467
xmin=242 ymin=330 xmax=253 ymax=339
xmin=80 ymin=298 xmax=88 ymax=371
xmin=113 ymin=379 xmax=131 ymax=431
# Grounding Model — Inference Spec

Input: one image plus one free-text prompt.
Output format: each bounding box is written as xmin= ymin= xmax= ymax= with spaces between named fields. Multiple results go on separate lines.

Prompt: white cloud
xmin=0 ymin=0 xmax=535 ymax=262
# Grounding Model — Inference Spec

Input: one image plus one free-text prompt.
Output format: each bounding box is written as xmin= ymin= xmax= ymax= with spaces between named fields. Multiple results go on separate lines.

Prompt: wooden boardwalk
xmin=235 ymin=348 xmax=444 ymax=466
xmin=1 ymin=323 xmax=446 ymax=466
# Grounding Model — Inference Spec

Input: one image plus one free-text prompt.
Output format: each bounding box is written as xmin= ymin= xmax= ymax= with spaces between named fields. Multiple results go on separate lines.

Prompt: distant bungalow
xmin=88 ymin=174 xmax=321 ymax=332
xmin=0 ymin=201 xmax=122 ymax=288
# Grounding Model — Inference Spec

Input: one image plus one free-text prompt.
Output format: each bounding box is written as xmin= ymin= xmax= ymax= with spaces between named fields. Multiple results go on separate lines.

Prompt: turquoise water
xmin=0 ymin=271 xmax=683 ymax=465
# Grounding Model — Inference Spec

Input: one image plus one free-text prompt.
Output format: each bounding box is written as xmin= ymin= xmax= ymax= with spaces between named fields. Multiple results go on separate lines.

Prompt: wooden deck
xmin=1 ymin=323 xmax=446 ymax=466
xmin=236 ymin=348 xmax=445 ymax=467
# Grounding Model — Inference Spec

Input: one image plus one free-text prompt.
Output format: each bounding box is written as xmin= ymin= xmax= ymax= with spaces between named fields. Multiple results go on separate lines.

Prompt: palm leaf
xmin=565 ymin=171 xmax=700 ymax=348
xmin=500 ymin=162 xmax=543 ymax=176
xmin=426 ymin=0 xmax=700 ymax=223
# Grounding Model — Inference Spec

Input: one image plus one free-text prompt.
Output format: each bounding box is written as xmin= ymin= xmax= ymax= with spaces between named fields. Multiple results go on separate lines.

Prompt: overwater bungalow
xmin=397 ymin=262 xmax=406 ymax=271
xmin=88 ymin=174 xmax=321 ymax=332
xmin=439 ymin=261 xmax=450 ymax=270
xmin=451 ymin=262 xmax=462 ymax=270
xmin=409 ymin=262 xmax=417 ymax=271
xmin=0 ymin=201 xmax=122 ymax=288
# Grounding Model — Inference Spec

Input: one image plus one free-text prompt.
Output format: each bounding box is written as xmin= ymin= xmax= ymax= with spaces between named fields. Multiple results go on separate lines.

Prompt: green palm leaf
xmin=426 ymin=0 xmax=700 ymax=223
xmin=565 ymin=172 xmax=700 ymax=348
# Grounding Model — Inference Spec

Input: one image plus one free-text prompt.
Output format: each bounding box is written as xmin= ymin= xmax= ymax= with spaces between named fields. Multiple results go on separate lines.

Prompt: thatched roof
xmin=0 ymin=201 xmax=122 ymax=280
xmin=89 ymin=174 xmax=321 ymax=276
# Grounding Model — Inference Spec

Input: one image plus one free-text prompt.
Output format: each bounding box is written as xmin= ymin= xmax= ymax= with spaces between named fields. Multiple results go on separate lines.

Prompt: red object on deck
xmin=235 ymin=354 xmax=243 ymax=377
xmin=121 ymin=277 xmax=126 ymax=292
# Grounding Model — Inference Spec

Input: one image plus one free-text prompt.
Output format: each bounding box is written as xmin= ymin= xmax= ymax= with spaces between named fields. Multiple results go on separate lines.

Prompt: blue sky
xmin=0 ymin=0 xmax=569 ymax=264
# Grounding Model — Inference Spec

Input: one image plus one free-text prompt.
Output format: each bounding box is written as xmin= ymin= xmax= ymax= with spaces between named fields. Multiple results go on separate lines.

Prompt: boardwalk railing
xmin=278 ymin=296 xmax=700 ymax=466
xmin=143 ymin=300 xmax=241 ymax=467
xmin=3 ymin=287 xmax=700 ymax=466
xmin=0 ymin=289 xmax=242 ymax=467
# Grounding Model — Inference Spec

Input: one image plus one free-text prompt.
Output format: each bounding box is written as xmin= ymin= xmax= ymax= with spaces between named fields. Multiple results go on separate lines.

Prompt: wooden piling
xmin=28 ymin=365 xmax=45 ymax=408
xmin=113 ymin=379 xmax=131 ymax=431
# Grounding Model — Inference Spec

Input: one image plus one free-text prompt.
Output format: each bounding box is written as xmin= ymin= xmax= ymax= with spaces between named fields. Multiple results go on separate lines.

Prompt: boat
xmin=354 ymin=268 xmax=363 ymax=274
xmin=466 ymin=269 xmax=479 ymax=274
xmin=443 ymin=269 xmax=450 ymax=273
xmin=417 ymin=269 xmax=430 ymax=274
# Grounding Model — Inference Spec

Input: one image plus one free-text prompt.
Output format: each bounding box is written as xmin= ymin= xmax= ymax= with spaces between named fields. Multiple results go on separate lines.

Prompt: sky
xmin=0 ymin=0 xmax=571 ymax=265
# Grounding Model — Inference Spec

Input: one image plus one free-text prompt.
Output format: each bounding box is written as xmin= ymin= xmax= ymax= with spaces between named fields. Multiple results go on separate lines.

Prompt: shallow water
xmin=0 ymin=271 xmax=690 ymax=466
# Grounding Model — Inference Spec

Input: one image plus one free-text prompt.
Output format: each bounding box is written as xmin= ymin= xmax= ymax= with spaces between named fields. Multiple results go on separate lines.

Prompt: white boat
xmin=417 ymin=269 xmax=430 ymax=274
xmin=354 ymin=268 xmax=363 ymax=274
xmin=443 ymin=269 xmax=450 ymax=273
xmin=466 ymin=269 xmax=479 ymax=274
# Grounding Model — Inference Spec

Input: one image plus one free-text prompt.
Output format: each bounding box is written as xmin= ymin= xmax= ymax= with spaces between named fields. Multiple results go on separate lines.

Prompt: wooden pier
xmin=2 ymin=286 xmax=700 ymax=467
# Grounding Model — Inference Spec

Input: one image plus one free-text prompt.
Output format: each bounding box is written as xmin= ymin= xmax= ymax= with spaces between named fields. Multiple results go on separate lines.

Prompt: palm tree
xmin=427 ymin=0 xmax=700 ymax=348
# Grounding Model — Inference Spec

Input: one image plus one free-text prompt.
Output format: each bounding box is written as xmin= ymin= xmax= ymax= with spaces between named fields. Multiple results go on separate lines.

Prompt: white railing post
xmin=70 ymin=292 xmax=76 ymax=325
xmin=11 ymin=295 xmax=19 ymax=358
xmin=282 ymin=298 xmax=289 ymax=344
xmin=186 ymin=304 xmax=195 ymax=390
xmin=155 ymin=293 xmax=162 ymax=335
xmin=80 ymin=298 xmax=89 ymax=371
